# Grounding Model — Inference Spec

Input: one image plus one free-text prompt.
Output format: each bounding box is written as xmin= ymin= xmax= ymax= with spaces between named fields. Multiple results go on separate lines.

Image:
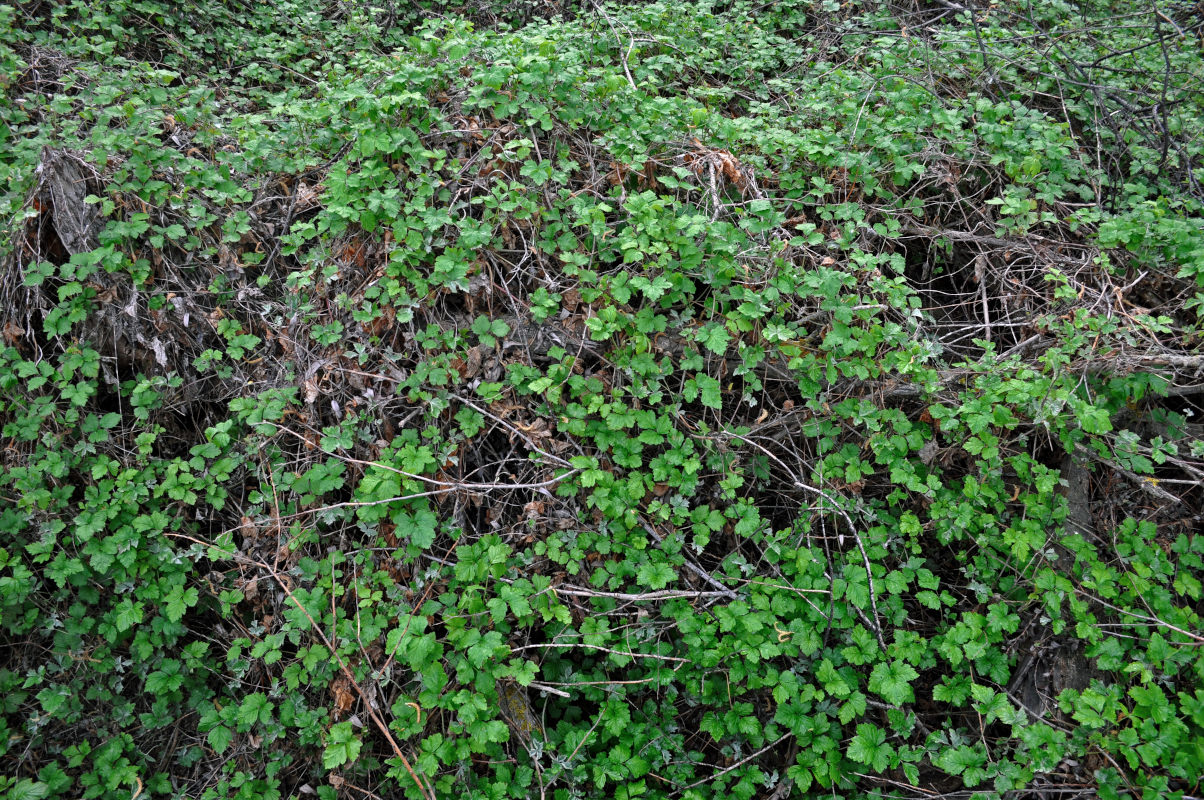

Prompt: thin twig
xmin=640 ymin=523 xmax=740 ymax=601
xmin=721 ymin=429 xmax=887 ymax=651
xmin=271 ymin=422 xmax=575 ymax=488
xmin=554 ymin=585 xmax=737 ymax=602
xmin=525 ymin=681 xmax=572 ymax=698
xmin=588 ymin=0 xmax=637 ymax=90
xmin=671 ymin=734 xmax=791 ymax=794
xmin=1074 ymin=586 xmax=1204 ymax=645
xmin=510 ymin=641 xmax=690 ymax=663
xmin=167 ymin=533 xmax=436 ymax=799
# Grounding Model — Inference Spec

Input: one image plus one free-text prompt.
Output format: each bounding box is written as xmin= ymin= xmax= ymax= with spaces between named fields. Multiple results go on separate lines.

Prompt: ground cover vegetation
xmin=1 ymin=0 xmax=1203 ymax=797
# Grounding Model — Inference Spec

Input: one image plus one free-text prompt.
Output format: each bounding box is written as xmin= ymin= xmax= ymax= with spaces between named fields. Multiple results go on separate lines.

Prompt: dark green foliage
xmin=1 ymin=1 xmax=1203 ymax=799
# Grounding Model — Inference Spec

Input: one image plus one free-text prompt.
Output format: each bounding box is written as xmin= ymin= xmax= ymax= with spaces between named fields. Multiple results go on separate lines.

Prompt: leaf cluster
xmin=1 ymin=1 xmax=1203 ymax=799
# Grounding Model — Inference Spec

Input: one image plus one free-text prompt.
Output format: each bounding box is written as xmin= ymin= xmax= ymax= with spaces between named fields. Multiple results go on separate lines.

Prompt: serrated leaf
xmin=145 ymin=660 xmax=183 ymax=694
xmin=114 ymin=599 xmax=143 ymax=633
xmin=236 ymin=693 xmax=273 ymax=730
xmin=37 ymin=687 xmax=69 ymax=716
xmin=936 ymin=744 xmax=984 ymax=777
xmin=397 ymin=508 xmax=437 ymax=548
xmin=500 ymin=585 xmax=532 ymax=619
xmin=840 ymin=691 xmax=867 ymax=725
xmin=816 ymin=659 xmax=850 ymax=697
xmin=9 ymin=780 xmax=49 ymax=800
xmin=916 ymin=590 xmax=941 ymax=609
xmin=696 ymin=373 xmax=722 ymax=409
xmin=847 ymin=723 xmax=892 ymax=772
xmin=165 ymin=585 xmax=199 ymax=622
xmin=869 ymin=660 xmax=918 ymax=705
xmin=699 ymin=323 xmax=731 ymax=354
xmin=324 ymin=721 xmax=362 ymax=768
xmin=633 ymin=274 xmax=673 ymax=300
xmin=207 ymin=724 xmax=233 ymax=754
xmin=636 ymin=561 xmax=675 ymax=590
xmin=405 ymin=632 xmax=440 ymax=673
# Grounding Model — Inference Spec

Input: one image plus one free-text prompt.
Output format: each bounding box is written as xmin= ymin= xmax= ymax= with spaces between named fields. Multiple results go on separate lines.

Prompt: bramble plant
xmin=1 ymin=0 xmax=1203 ymax=799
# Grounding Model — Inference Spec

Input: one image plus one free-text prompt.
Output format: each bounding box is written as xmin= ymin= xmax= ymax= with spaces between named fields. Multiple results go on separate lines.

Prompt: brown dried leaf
xmin=331 ymin=675 xmax=355 ymax=718
xmin=465 ymin=345 xmax=482 ymax=378
xmin=2 ymin=321 xmax=25 ymax=344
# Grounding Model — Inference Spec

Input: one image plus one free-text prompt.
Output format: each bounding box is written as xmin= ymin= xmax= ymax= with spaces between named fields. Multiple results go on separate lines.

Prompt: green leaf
xmin=847 ymin=723 xmax=892 ymax=772
xmin=324 ymin=721 xmax=363 ymax=769
xmin=397 ymin=507 xmax=438 ymax=548
xmin=636 ymin=561 xmax=676 ymax=590
xmin=632 ymin=274 xmax=673 ymax=301
xmin=145 ymin=660 xmax=184 ymax=694
xmin=8 ymin=780 xmax=50 ymax=800
xmin=164 ymin=585 xmax=199 ymax=623
xmin=207 ymin=725 xmax=233 ymax=754
xmin=936 ymin=744 xmax=985 ymax=779
xmin=236 ymin=693 xmax=273 ymax=731
xmin=840 ymin=691 xmax=867 ymax=724
xmin=869 ymin=660 xmax=918 ymax=705
xmin=37 ymin=687 xmax=69 ymax=716
xmin=404 ymin=632 xmax=440 ymax=674
xmin=816 ymin=659 xmax=851 ymax=697
xmin=113 ymin=599 xmax=143 ymax=633
xmin=696 ymin=373 xmax=722 ymax=410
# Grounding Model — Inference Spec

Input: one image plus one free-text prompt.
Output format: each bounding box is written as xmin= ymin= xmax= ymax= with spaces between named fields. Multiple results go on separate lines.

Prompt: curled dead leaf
xmin=331 ymin=675 xmax=355 ymax=718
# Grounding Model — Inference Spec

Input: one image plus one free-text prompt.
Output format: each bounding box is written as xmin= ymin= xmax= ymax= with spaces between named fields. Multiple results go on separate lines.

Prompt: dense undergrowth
xmin=2 ymin=0 xmax=1204 ymax=798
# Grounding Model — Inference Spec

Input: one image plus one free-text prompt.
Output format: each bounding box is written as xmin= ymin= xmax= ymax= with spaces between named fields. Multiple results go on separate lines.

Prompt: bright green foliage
xmin=1 ymin=0 xmax=1203 ymax=799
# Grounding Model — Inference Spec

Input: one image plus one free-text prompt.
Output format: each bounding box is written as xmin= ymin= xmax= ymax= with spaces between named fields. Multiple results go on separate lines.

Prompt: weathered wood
xmin=36 ymin=149 xmax=100 ymax=255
